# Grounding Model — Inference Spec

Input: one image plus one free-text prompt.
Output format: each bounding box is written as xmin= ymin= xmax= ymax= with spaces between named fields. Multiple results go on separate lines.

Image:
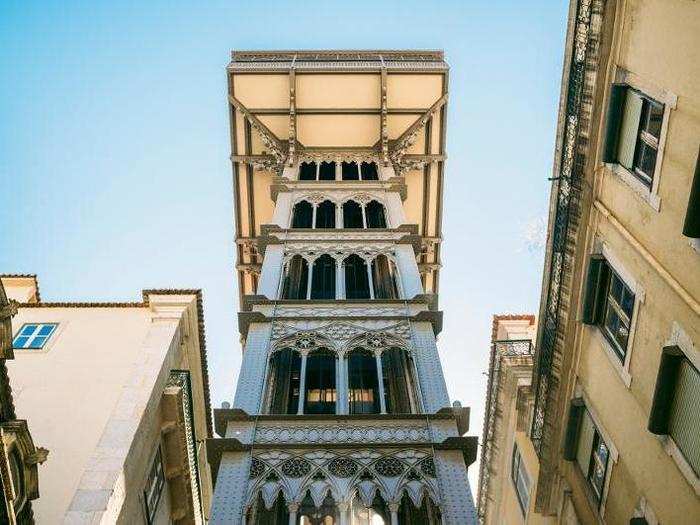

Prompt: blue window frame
xmin=12 ymin=323 xmax=58 ymax=349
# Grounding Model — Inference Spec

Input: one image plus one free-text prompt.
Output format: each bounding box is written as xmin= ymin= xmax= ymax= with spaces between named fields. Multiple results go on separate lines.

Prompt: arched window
xmin=344 ymin=255 xmax=370 ymax=299
xmin=347 ymin=349 xmax=380 ymax=414
xmin=315 ymin=200 xmax=336 ymax=229
xmin=311 ymin=255 xmax=336 ymax=299
xmin=281 ymin=255 xmax=308 ymax=300
xmin=398 ymin=492 xmax=441 ymax=524
xmin=371 ymin=255 xmax=399 ymax=299
xmin=267 ymin=348 xmax=301 ymax=414
xmin=343 ymin=200 xmax=364 ymax=228
xmin=299 ymin=492 xmax=338 ymax=524
xmin=360 ymin=161 xmax=379 ymax=181
xmin=319 ymin=161 xmax=336 ymax=180
xmin=304 ymin=349 xmax=336 ymax=414
xmin=247 ymin=493 xmax=289 ymax=524
xmin=351 ymin=492 xmax=389 ymax=524
xmin=365 ymin=200 xmax=387 ymax=228
xmin=292 ymin=200 xmax=313 ymax=228
xmin=342 ymin=161 xmax=360 ymax=180
xmin=381 ymin=348 xmax=415 ymax=414
xmin=299 ymin=161 xmax=317 ymax=180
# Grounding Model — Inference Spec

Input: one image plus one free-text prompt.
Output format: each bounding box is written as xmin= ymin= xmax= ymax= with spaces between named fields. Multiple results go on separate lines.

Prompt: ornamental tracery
xmin=270 ymin=327 xmax=410 ymax=356
xmin=291 ymin=191 xmax=386 ymax=207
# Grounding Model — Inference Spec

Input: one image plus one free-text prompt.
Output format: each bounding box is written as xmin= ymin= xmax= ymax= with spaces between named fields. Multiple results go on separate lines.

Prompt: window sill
xmin=607 ymin=163 xmax=661 ymax=212
xmin=659 ymin=435 xmax=700 ymax=496
xmin=593 ymin=328 xmax=632 ymax=388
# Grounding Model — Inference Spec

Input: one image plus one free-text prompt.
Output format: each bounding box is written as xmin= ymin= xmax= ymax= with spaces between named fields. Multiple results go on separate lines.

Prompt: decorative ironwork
xmin=374 ymin=457 xmax=405 ymax=477
xmin=280 ymin=457 xmax=312 ymax=478
xmin=419 ymin=457 xmax=436 ymax=478
xmin=328 ymin=457 xmax=359 ymax=478
xmin=249 ymin=458 xmax=265 ymax=478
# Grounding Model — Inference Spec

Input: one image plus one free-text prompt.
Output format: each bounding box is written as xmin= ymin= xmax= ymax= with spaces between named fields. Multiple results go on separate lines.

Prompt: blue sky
xmin=0 ymin=0 xmax=568 ymax=490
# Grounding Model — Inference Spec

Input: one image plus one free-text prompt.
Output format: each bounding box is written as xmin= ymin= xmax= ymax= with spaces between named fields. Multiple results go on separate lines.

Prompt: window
xmin=563 ymin=400 xmax=610 ymax=506
xmin=299 ymin=161 xmax=317 ymax=180
xmin=603 ymin=85 xmax=665 ymax=189
xmin=372 ymin=255 xmax=400 ymax=300
xmin=683 ymin=146 xmax=700 ymax=239
xmin=144 ymin=446 xmax=165 ymax=524
xmin=341 ymin=161 xmax=359 ymax=180
xmin=360 ymin=161 xmax=379 ymax=180
xmin=648 ymin=346 xmax=700 ymax=478
xmin=13 ymin=323 xmax=57 ymax=349
xmin=365 ymin=200 xmax=387 ymax=228
xmin=292 ymin=200 xmax=313 ymax=228
xmin=268 ymin=349 xmax=301 ymax=414
xmin=511 ymin=445 xmax=531 ymax=515
xmin=319 ymin=161 xmax=336 ymax=181
xmin=310 ymin=255 xmax=336 ymax=300
xmin=343 ymin=200 xmax=364 ymax=228
xmin=381 ymin=348 xmax=414 ymax=414
xmin=582 ymin=256 xmax=635 ymax=361
xmin=281 ymin=255 xmax=308 ymax=300
xmin=347 ymin=349 xmax=380 ymax=414
xmin=315 ymin=200 xmax=336 ymax=229
xmin=304 ymin=349 xmax=336 ymax=414
xmin=344 ymin=255 xmax=370 ymax=299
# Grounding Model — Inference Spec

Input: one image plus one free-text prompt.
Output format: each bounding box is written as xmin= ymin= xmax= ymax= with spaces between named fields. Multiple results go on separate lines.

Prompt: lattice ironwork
xmin=419 ymin=457 xmax=436 ymax=478
xmin=249 ymin=458 xmax=266 ymax=479
xmin=280 ymin=457 xmax=312 ymax=478
xmin=374 ymin=457 xmax=405 ymax=477
xmin=328 ymin=457 xmax=359 ymax=478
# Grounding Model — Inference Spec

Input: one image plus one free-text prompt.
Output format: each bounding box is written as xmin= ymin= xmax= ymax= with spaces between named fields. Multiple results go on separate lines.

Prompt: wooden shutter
xmin=582 ymin=256 xmax=608 ymax=325
xmin=683 ymin=146 xmax=700 ymax=238
xmin=648 ymin=345 xmax=683 ymax=434
xmin=668 ymin=359 xmax=700 ymax=475
xmin=575 ymin=410 xmax=596 ymax=475
xmin=602 ymin=84 xmax=627 ymax=163
xmin=617 ymin=90 xmax=643 ymax=170
xmin=563 ymin=398 xmax=585 ymax=460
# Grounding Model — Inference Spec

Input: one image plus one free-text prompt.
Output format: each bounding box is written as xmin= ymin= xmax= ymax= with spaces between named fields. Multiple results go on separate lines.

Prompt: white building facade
xmin=209 ymin=50 xmax=478 ymax=525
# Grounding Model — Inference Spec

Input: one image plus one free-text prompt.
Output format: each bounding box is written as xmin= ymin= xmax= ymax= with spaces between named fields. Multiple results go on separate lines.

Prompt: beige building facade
xmin=2 ymin=275 xmax=214 ymax=524
xmin=478 ymin=0 xmax=700 ymax=524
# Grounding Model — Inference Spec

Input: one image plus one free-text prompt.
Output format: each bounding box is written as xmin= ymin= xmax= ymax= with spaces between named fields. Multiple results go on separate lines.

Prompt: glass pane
xmin=28 ymin=336 xmax=47 ymax=349
xmin=12 ymin=336 xmax=29 ymax=348
xmin=37 ymin=324 xmax=56 ymax=336
xmin=589 ymin=432 xmax=609 ymax=501
xmin=604 ymin=306 xmax=628 ymax=359
xmin=644 ymin=100 xmax=664 ymax=139
xmin=20 ymin=324 xmax=38 ymax=336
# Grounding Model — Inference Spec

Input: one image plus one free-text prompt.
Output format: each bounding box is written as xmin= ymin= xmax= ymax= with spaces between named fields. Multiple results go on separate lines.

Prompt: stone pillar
xmin=389 ymin=503 xmax=400 ymax=525
xmin=338 ymin=502 xmax=350 ymax=525
xmin=297 ymin=351 xmax=308 ymax=415
xmin=366 ymin=259 xmax=375 ymax=299
xmin=288 ymin=502 xmax=299 ymax=525
xmin=375 ymin=350 xmax=387 ymax=414
xmin=361 ymin=204 xmax=368 ymax=229
xmin=336 ymin=258 xmax=345 ymax=300
xmin=336 ymin=201 xmax=343 ymax=229
xmin=306 ymin=258 xmax=314 ymax=300
xmin=312 ymin=203 xmax=318 ymax=229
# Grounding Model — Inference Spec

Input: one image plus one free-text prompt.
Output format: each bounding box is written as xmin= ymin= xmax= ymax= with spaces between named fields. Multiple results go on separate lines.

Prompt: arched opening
xmin=381 ymin=348 xmax=415 ymax=414
xmin=292 ymin=200 xmax=314 ymax=228
xmin=365 ymin=200 xmax=387 ymax=228
xmin=315 ymin=200 xmax=336 ymax=229
xmin=311 ymin=255 xmax=336 ymax=300
xmin=344 ymin=255 xmax=370 ymax=299
xmin=304 ymin=349 xmax=336 ymax=414
xmin=360 ymin=161 xmax=379 ymax=181
xmin=371 ymin=255 xmax=399 ymax=300
xmin=319 ymin=161 xmax=336 ymax=181
xmin=397 ymin=492 xmax=441 ymax=524
xmin=267 ymin=348 xmax=302 ymax=414
xmin=350 ymin=492 xmax=389 ymax=525
xmin=343 ymin=200 xmax=364 ymax=228
xmin=247 ymin=493 xmax=289 ymax=524
xmin=341 ymin=161 xmax=360 ymax=180
xmin=347 ymin=349 xmax=380 ymax=414
xmin=300 ymin=491 xmax=338 ymax=524
xmin=300 ymin=161 xmax=317 ymax=181
xmin=282 ymin=255 xmax=309 ymax=300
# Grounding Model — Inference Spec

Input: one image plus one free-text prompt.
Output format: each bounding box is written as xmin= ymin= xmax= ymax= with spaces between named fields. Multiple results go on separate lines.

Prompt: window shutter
xmin=668 ymin=359 xmax=700 ymax=475
xmin=602 ymin=84 xmax=627 ymax=163
xmin=630 ymin=519 xmax=649 ymax=525
xmin=582 ymin=256 xmax=607 ymax=325
xmin=563 ymin=398 xmax=585 ymax=461
xmin=682 ymin=146 xmax=700 ymax=238
xmin=617 ymin=90 xmax=644 ymax=170
xmin=575 ymin=410 xmax=596 ymax=475
xmin=648 ymin=345 xmax=683 ymax=435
